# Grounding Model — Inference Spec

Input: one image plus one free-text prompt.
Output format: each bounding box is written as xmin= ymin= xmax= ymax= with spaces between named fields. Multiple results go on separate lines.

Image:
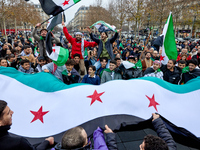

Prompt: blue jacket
xmin=82 ymin=75 xmax=100 ymax=85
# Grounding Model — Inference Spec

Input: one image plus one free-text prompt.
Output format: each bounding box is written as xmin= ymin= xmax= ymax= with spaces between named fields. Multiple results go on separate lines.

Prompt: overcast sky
xmin=30 ymin=0 xmax=108 ymax=24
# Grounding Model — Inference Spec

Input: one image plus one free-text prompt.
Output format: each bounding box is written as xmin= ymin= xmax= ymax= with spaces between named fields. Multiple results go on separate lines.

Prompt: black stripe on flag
xmin=11 ymin=115 xmax=200 ymax=149
xmin=45 ymin=31 xmax=53 ymax=56
xmin=39 ymin=0 xmax=64 ymax=16
xmin=47 ymin=13 xmax=66 ymax=31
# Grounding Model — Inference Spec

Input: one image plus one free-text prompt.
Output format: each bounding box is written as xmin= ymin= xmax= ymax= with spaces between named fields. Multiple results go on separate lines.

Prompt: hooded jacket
xmin=62 ymin=68 xmax=81 ymax=85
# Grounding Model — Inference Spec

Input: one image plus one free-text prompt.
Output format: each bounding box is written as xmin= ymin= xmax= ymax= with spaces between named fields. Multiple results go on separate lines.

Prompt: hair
xmin=24 ymin=45 xmax=31 ymax=50
xmin=14 ymin=42 xmax=18 ymax=47
xmin=180 ymin=54 xmax=187 ymax=59
xmin=74 ymin=53 xmax=80 ymax=59
xmin=188 ymin=59 xmax=198 ymax=66
xmin=169 ymin=59 xmax=176 ymax=65
xmin=100 ymin=31 xmax=108 ymax=37
xmin=144 ymin=135 xmax=168 ymax=150
xmin=178 ymin=60 xmax=187 ymax=65
xmin=0 ymin=58 xmax=7 ymax=63
xmin=65 ymin=59 xmax=75 ymax=66
xmin=89 ymin=65 xmax=96 ymax=71
xmin=20 ymin=59 xmax=30 ymax=65
xmin=100 ymin=57 xmax=108 ymax=63
xmin=128 ymin=56 xmax=136 ymax=61
xmin=61 ymin=126 xmax=86 ymax=149
xmin=0 ymin=100 xmax=7 ymax=120
xmin=114 ymin=58 xmax=121 ymax=61
xmin=110 ymin=60 xmax=117 ymax=65
xmin=145 ymin=52 xmax=151 ymax=56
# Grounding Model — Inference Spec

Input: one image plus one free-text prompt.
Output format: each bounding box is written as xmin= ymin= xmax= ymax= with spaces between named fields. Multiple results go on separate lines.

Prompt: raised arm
xmin=32 ymin=23 xmax=41 ymax=42
xmin=62 ymin=22 xmax=74 ymax=44
xmin=110 ymin=30 xmax=120 ymax=44
xmin=152 ymin=113 xmax=176 ymax=150
xmin=86 ymin=27 xmax=100 ymax=44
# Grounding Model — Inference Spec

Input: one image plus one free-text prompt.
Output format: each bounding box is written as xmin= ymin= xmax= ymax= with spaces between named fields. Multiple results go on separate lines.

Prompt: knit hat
xmin=75 ymin=32 xmax=83 ymax=36
xmin=40 ymin=28 xmax=48 ymax=34
xmin=153 ymin=60 xmax=161 ymax=66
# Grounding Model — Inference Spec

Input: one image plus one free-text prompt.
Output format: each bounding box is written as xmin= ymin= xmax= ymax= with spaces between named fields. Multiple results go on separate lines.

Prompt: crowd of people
xmin=0 ymin=22 xmax=200 ymax=86
xmin=0 ymin=21 xmax=200 ymax=149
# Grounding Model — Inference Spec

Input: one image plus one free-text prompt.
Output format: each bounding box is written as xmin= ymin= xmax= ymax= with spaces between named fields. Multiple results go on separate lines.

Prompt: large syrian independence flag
xmin=0 ymin=67 xmax=200 ymax=148
xmin=39 ymin=0 xmax=81 ymax=16
xmin=158 ymin=12 xmax=177 ymax=64
xmin=47 ymin=13 xmax=66 ymax=31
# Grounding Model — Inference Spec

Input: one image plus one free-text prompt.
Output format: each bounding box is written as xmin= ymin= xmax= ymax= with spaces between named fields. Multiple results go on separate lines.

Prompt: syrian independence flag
xmin=90 ymin=21 xmax=117 ymax=32
xmin=0 ymin=67 xmax=200 ymax=148
xmin=160 ymin=12 xmax=177 ymax=64
xmin=47 ymin=13 xmax=66 ymax=31
xmin=39 ymin=0 xmax=81 ymax=16
xmin=122 ymin=60 xmax=142 ymax=70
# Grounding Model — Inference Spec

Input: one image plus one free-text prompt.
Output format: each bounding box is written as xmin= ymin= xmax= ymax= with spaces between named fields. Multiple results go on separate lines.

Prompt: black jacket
xmin=90 ymin=33 xmax=118 ymax=60
xmin=119 ymin=64 xmax=143 ymax=80
xmin=152 ymin=118 xmax=176 ymax=150
xmin=0 ymin=126 xmax=49 ymax=150
xmin=181 ymin=68 xmax=200 ymax=84
xmin=161 ymin=65 xmax=181 ymax=84
xmin=62 ymin=68 xmax=80 ymax=85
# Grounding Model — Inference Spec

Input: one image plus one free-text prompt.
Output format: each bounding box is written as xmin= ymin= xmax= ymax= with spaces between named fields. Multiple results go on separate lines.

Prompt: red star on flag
xmin=146 ymin=94 xmax=159 ymax=112
xmin=62 ymin=0 xmax=70 ymax=6
xmin=30 ymin=106 xmax=49 ymax=123
xmin=160 ymin=55 xmax=165 ymax=61
xmin=87 ymin=90 xmax=105 ymax=106
xmin=52 ymin=49 xmax=55 ymax=52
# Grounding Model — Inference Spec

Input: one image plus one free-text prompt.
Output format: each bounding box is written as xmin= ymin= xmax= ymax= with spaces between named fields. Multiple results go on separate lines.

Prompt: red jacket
xmin=176 ymin=53 xmax=191 ymax=62
xmin=63 ymin=27 xmax=97 ymax=59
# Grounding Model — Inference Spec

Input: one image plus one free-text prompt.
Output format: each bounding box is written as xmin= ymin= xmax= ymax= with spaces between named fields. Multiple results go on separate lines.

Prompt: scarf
xmin=81 ymin=38 xmax=85 ymax=57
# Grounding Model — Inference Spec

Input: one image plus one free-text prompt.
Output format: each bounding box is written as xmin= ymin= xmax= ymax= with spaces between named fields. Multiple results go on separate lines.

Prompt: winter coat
xmin=52 ymin=127 xmax=117 ymax=150
xmin=0 ymin=125 xmax=49 ymax=150
xmin=181 ymin=68 xmax=200 ymax=84
xmin=161 ymin=65 xmax=181 ymax=84
xmin=90 ymin=33 xmax=118 ymax=60
xmin=152 ymin=118 xmax=176 ymax=150
xmin=32 ymin=28 xmax=60 ymax=58
xmin=62 ymin=68 xmax=81 ymax=85
xmin=63 ymin=27 xmax=97 ymax=59
xmin=101 ymin=69 xmax=122 ymax=84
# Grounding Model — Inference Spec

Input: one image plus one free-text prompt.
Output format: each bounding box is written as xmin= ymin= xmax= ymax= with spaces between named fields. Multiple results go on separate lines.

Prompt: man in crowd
xmin=0 ymin=100 xmax=54 ymax=150
xmin=97 ymin=57 xmax=108 ymax=76
xmin=20 ymin=45 xmax=36 ymax=64
xmin=82 ymin=65 xmax=100 ymax=85
xmin=180 ymin=59 xmax=200 ymax=84
xmin=101 ymin=60 xmax=122 ymax=84
xmin=0 ymin=43 xmax=8 ymax=58
xmin=35 ymin=56 xmax=47 ymax=72
xmin=160 ymin=59 xmax=181 ymax=84
xmin=139 ymin=113 xmax=176 ymax=150
xmin=33 ymin=23 xmax=60 ymax=59
xmin=73 ymin=53 xmax=86 ymax=76
xmin=62 ymin=59 xmax=80 ymax=85
xmin=62 ymin=22 xmax=97 ymax=75
xmin=86 ymin=27 xmax=121 ymax=70
xmin=144 ymin=60 xmax=163 ymax=79
xmin=178 ymin=60 xmax=186 ymax=70
xmin=54 ymin=125 xmax=117 ymax=150
xmin=141 ymin=52 xmax=153 ymax=72
xmin=18 ymin=59 xmax=34 ymax=74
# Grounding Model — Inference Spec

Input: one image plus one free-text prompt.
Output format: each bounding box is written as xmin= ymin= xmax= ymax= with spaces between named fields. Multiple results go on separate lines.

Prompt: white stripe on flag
xmin=0 ymin=75 xmax=199 ymax=138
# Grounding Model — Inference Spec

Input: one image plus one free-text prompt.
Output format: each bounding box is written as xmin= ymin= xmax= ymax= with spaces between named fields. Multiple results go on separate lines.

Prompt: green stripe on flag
xmin=1 ymin=67 xmax=200 ymax=93
xmin=52 ymin=47 xmax=69 ymax=66
xmin=163 ymin=14 xmax=177 ymax=60
xmin=73 ymin=0 xmax=81 ymax=3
